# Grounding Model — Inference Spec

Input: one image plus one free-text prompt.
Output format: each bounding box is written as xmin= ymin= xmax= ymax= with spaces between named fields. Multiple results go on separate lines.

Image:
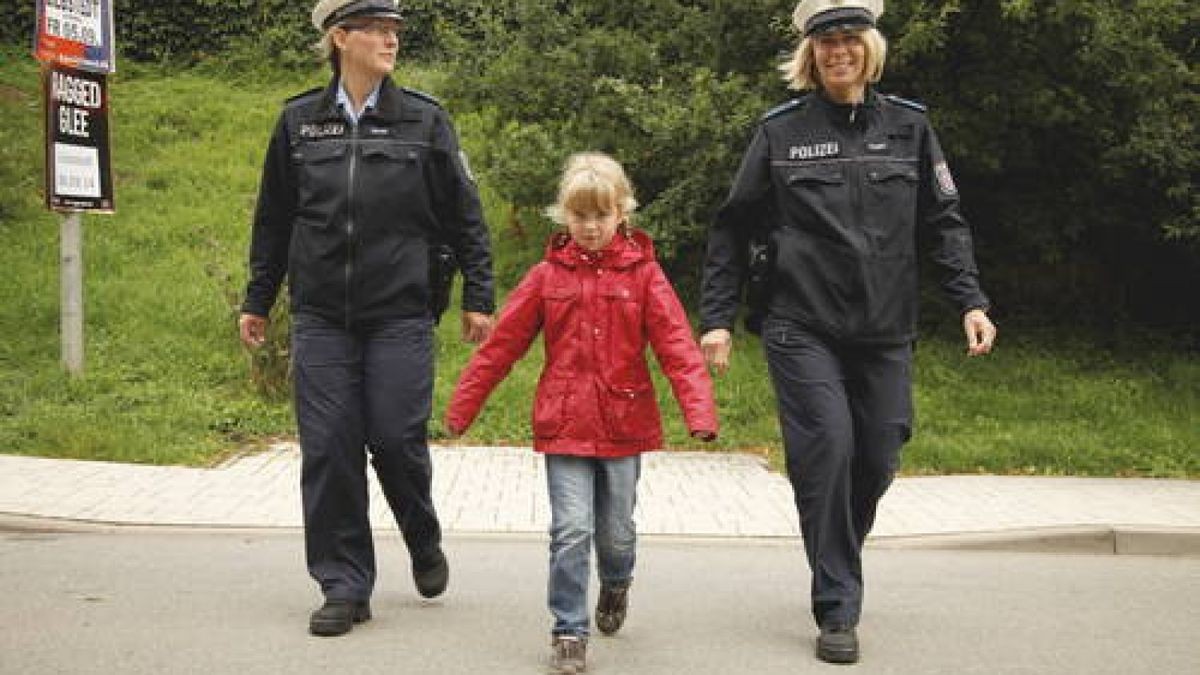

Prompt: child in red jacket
xmin=446 ymin=152 xmax=717 ymax=674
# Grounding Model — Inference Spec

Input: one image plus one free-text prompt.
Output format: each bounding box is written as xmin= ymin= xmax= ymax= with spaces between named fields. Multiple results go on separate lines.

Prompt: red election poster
xmin=34 ymin=0 xmax=116 ymax=74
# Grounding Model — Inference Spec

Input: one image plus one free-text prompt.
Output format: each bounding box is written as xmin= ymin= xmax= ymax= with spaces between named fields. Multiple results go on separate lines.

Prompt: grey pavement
xmin=3 ymin=532 xmax=1199 ymax=675
xmin=1 ymin=444 xmax=1198 ymax=553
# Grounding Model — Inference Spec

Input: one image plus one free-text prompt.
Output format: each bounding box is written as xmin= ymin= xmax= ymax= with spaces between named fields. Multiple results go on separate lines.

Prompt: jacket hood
xmin=544 ymin=228 xmax=656 ymax=270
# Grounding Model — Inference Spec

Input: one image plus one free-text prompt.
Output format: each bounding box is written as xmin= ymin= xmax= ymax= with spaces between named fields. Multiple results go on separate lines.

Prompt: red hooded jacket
xmin=446 ymin=229 xmax=718 ymax=457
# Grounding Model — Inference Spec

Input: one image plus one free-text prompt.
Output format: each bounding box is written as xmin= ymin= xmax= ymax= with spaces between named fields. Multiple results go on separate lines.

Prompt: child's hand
xmin=690 ymin=430 xmax=717 ymax=443
xmin=443 ymin=417 xmax=465 ymax=439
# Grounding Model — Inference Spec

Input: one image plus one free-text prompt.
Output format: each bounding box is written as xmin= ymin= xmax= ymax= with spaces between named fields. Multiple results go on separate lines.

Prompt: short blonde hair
xmin=545 ymin=152 xmax=639 ymax=225
xmin=317 ymin=29 xmax=339 ymax=70
xmin=779 ymin=27 xmax=888 ymax=91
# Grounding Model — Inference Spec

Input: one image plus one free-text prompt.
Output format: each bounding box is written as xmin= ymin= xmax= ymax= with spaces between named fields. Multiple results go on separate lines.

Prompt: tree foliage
xmin=4 ymin=0 xmax=1195 ymax=330
xmin=432 ymin=0 xmax=796 ymax=292
xmin=432 ymin=0 xmax=1198 ymax=329
xmin=0 ymin=0 xmax=446 ymax=67
xmin=882 ymin=0 xmax=1199 ymax=327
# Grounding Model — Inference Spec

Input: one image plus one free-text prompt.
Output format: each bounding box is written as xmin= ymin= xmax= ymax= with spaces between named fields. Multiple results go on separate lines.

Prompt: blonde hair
xmin=779 ymin=27 xmax=888 ymax=91
xmin=316 ymin=29 xmax=339 ymax=70
xmin=545 ymin=152 xmax=639 ymax=225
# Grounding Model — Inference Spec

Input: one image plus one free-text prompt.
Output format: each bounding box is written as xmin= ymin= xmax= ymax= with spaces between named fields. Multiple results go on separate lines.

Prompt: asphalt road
xmin=1 ymin=528 xmax=1197 ymax=674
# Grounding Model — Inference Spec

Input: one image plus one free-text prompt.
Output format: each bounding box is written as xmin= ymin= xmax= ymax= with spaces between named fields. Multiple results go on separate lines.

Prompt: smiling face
xmin=333 ymin=18 xmax=401 ymax=78
xmin=812 ymin=29 xmax=868 ymax=102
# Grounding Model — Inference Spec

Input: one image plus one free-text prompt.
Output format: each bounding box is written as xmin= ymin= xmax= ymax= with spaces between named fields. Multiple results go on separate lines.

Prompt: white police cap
xmin=792 ymin=0 xmax=884 ymax=37
xmin=312 ymin=0 xmax=402 ymax=31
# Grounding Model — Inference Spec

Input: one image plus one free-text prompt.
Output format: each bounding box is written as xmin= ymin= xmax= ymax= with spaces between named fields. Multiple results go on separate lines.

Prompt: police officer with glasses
xmin=238 ymin=0 xmax=495 ymax=637
xmin=700 ymin=0 xmax=996 ymax=664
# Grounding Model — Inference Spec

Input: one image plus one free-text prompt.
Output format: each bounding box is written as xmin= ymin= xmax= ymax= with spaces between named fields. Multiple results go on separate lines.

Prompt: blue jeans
xmin=292 ymin=312 xmax=440 ymax=602
xmin=545 ymin=454 xmax=641 ymax=637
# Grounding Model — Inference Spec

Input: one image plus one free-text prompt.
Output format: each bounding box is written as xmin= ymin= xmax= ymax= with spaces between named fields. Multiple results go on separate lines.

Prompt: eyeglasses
xmin=340 ymin=20 xmax=402 ymax=38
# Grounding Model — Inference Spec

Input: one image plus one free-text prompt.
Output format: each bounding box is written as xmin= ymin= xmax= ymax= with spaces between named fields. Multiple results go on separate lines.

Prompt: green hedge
xmin=1 ymin=0 xmax=447 ymax=66
xmin=435 ymin=0 xmax=1200 ymax=333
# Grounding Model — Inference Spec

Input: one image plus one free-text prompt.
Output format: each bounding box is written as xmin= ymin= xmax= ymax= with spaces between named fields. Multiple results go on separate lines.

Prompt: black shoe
xmin=595 ymin=581 xmax=630 ymax=635
xmin=413 ymin=547 xmax=449 ymax=598
xmin=816 ymin=624 xmax=859 ymax=664
xmin=309 ymin=599 xmax=371 ymax=637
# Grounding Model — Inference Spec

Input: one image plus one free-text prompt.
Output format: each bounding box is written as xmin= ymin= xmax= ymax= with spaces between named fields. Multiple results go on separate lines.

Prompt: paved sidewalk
xmin=1 ymin=445 xmax=1197 ymax=552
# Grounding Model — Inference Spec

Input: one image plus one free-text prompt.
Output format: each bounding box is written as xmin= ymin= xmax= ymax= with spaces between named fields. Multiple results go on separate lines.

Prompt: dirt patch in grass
xmin=0 ymin=84 xmax=33 ymax=104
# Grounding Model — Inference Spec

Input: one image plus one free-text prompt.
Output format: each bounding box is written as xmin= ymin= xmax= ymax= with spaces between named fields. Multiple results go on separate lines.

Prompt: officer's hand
xmin=963 ymin=309 xmax=996 ymax=357
xmin=239 ymin=313 xmax=268 ymax=349
xmin=462 ymin=311 xmax=493 ymax=345
xmin=700 ymin=329 xmax=733 ymax=375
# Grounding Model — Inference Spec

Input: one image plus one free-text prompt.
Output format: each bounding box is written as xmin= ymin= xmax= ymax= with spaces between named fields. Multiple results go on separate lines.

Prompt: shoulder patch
xmin=285 ymin=86 xmax=323 ymax=105
xmin=882 ymin=94 xmax=927 ymax=113
xmin=763 ymin=96 xmax=808 ymax=121
xmin=401 ymin=87 xmax=443 ymax=108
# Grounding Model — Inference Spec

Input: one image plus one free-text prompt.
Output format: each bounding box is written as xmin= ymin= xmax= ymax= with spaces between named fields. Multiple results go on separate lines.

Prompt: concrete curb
xmin=5 ymin=512 xmax=1198 ymax=557
xmin=870 ymin=524 xmax=1200 ymax=557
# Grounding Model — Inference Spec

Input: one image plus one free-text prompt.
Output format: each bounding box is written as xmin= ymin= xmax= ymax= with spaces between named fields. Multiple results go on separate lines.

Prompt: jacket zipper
xmin=850 ymin=106 xmax=869 ymax=335
xmin=345 ymin=121 xmax=359 ymax=330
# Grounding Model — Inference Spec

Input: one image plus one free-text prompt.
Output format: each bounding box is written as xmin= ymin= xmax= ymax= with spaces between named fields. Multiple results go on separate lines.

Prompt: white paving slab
xmin=1 ymin=446 xmax=1197 ymax=540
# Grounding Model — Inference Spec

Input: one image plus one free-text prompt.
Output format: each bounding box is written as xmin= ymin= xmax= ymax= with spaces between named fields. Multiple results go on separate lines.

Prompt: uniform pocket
xmin=786 ymin=164 xmax=845 ymax=187
xmin=292 ymin=142 xmax=348 ymax=207
xmin=864 ymin=161 xmax=920 ymax=255
xmin=866 ymin=162 xmax=918 ymax=185
xmin=360 ymin=143 xmax=419 ymax=165
xmin=865 ymin=162 xmax=919 ymax=209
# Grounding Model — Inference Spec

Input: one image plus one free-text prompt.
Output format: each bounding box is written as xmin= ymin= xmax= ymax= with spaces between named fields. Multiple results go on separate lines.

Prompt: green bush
xmin=432 ymin=0 xmax=793 ymax=295
xmin=2 ymin=0 xmax=445 ymax=68
xmin=433 ymin=0 xmax=1200 ymax=331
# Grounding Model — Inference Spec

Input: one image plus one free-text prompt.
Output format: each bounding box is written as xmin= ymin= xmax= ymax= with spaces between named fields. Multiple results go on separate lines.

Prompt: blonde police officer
xmin=700 ymin=0 xmax=996 ymax=664
xmin=239 ymin=0 xmax=495 ymax=637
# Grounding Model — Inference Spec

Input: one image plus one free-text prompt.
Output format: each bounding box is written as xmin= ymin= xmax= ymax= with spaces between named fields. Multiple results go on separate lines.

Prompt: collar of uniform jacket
xmin=814 ymin=86 xmax=882 ymax=126
xmin=313 ymin=75 xmax=407 ymax=121
xmin=545 ymin=230 xmax=655 ymax=270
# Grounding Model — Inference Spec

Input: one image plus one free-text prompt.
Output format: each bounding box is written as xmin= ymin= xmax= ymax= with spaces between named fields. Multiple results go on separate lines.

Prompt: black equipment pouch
xmin=428 ymin=242 xmax=458 ymax=325
xmin=743 ymin=232 xmax=772 ymax=336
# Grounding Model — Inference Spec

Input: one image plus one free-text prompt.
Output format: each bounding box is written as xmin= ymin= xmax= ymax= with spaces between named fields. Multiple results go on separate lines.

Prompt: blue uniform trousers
xmin=292 ymin=312 xmax=442 ymax=602
xmin=762 ymin=318 xmax=913 ymax=628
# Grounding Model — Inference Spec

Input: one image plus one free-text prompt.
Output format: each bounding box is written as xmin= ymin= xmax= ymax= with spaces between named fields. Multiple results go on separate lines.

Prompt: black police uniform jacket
xmin=242 ymin=76 xmax=495 ymax=325
xmin=700 ymin=89 xmax=989 ymax=344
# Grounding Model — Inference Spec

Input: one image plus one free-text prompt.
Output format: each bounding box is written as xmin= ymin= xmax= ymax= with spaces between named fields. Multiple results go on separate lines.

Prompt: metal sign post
xmin=61 ymin=212 xmax=84 ymax=374
xmin=33 ymin=0 xmax=116 ymax=376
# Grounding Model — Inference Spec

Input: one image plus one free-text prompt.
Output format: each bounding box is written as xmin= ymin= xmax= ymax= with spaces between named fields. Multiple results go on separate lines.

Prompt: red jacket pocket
xmin=600 ymin=381 xmax=657 ymax=441
xmin=533 ymin=378 xmax=573 ymax=438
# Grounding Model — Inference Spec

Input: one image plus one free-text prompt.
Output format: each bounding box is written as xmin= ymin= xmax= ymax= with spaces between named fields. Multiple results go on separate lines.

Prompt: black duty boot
xmin=412 ymin=547 xmax=449 ymax=598
xmin=595 ymin=581 xmax=630 ymax=635
xmin=816 ymin=624 xmax=859 ymax=664
xmin=309 ymin=599 xmax=371 ymax=637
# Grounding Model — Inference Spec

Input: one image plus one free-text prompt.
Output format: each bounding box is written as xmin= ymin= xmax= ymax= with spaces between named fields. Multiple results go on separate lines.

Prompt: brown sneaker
xmin=550 ymin=635 xmax=587 ymax=674
xmin=595 ymin=581 xmax=630 ymax=635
